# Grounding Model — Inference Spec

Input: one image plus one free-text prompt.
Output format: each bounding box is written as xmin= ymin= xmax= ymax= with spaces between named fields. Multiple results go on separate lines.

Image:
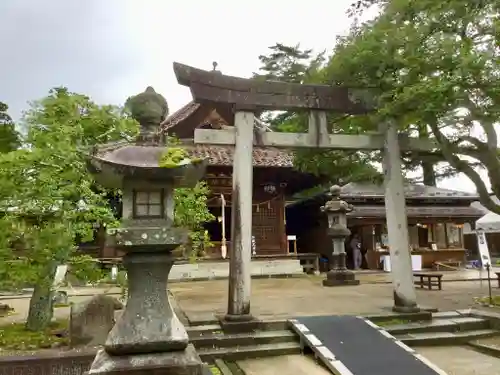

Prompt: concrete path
xmin=416 ymin=346 xmax=500 ymax=375
xmin=238 ymin=355 xmax=330 ymax=375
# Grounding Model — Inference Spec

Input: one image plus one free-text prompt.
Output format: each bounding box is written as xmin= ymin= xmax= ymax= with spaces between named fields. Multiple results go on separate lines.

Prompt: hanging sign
xmin=251 ymin=235 xmax=257 ymax=256
xmin=476 ymin=230 xmax=492 ymax=269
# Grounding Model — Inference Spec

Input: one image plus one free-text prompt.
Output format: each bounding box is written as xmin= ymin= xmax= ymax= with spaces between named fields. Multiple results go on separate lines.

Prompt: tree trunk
xmin=422 ymin=161 xmax=436 ymax=186
xmin=418 ymin=124 xmax=436 ymax=186
xmin=25 ymin=265 xmax=56 ymax=331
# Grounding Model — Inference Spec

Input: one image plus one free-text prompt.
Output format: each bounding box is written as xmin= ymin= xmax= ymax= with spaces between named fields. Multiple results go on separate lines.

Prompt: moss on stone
xmin=209 ymin=365 xmax=222 ymax=375
xmin=159 ymin=147 xmax=202 ymax=168
xmin=0 ymin=320 xmax=68 ymax=350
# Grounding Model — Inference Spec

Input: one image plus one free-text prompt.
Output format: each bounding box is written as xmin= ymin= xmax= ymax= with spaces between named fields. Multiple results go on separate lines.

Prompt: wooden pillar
xmin=382 ymin=122 xmax=420 ymax=312
xmin=225 ymin=111 xmax=254 ymax=321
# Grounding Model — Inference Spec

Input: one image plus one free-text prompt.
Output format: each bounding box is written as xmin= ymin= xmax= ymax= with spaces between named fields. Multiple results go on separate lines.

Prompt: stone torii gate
xmin=173 ymin=62 xmax=436 ymax=320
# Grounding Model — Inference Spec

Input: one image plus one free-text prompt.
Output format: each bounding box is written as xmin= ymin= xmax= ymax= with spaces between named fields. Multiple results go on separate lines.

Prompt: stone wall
xmin=0 ymin=351 xmax=94 ymax=375
xmin=169 ymin=259 xmax=304 ymax=281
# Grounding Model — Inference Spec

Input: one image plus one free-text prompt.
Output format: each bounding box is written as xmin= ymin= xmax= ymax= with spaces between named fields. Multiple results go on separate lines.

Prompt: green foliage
xmin=158 ymin=136 xmax=214 ymax=257
xmin=174 ymin=181 xmax=214 ymax=258
xmin=0 ymin=101 xmax=21 ymax=153
xmin=0 ymin=87 xmax=139 ymax=330
xmin=328 ymin=0 xmax=500 ymax=211
xmin=254 ymin=43 xmax=383 ymax=185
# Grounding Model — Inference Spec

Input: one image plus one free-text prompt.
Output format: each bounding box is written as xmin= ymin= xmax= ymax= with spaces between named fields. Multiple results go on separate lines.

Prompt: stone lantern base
xmin=322 ymin=269 xmax=360 ymax=287
xmin=322 ymin=253 xmax=360 ymax=287
xmin=86 ymin=345 xmax=205 ymax=375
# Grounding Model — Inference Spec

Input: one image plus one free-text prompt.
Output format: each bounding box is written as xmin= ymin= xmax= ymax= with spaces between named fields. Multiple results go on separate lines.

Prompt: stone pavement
xmin=353 ymin=267 xmax=500 ymax=283
xmin=169 ymin=277 xmax=498 ymax=324
xmin=416 ymin=346 xmax=500 ymax=375
xmin=239 ymin=355 xmax=330 ymax=375
xmin=0 ymin=275 xmax=498 ymax=325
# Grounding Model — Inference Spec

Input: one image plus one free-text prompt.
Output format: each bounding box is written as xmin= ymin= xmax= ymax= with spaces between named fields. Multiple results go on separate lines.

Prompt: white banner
xmin=476 ymin=230 xmax=492 ymax=269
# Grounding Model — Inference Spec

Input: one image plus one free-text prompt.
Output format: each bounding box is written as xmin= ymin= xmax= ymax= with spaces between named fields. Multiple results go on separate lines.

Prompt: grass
xmin=376 ymin=319 xmax=412 ymax=327
xmin=0 ymin=320 xmax=69 ymax=351
xmin=53 ymin=302 xmax=73 ymax=308
xmin=209 ymin=364 xmax=222 ymax=375
xmin=475 ymin=295 xmax=500 ymax=307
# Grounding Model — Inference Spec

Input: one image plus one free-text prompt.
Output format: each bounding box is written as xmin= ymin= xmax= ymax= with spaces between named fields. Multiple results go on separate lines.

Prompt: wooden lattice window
xmin=132 ymin=190 xmax=164 ymax=219
xmin=253 ymin=201 xmax=280 ymax=246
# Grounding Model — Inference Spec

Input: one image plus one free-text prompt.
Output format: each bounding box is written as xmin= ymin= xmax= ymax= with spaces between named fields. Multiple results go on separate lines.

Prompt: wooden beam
xmin=193 ymin=128 xmax=437 ymax=152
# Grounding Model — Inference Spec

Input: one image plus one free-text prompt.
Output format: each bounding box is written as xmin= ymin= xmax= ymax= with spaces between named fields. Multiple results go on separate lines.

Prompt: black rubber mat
xmin=295 ymin=315 xmax=439 ymax=375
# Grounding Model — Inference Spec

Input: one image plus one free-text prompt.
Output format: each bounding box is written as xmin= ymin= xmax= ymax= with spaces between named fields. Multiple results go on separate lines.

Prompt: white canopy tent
xmin=476 ymin=211 xmax=500 ymax=233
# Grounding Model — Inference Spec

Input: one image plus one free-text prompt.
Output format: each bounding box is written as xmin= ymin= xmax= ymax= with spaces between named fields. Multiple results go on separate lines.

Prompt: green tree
xmin=327 ymin=0 xmax=500 ymax=211
xmin=0 ymin=88 xmax=138 ymax=331
xmin=174 ymin=181 xmax=214 ymax=258
xmin=0 ymin=88 xmax=215 ymax=331
xmin=0 ymin=101 xmax=21 ymax=153
xmin=254 ymin=43 xmax=383 ymax=185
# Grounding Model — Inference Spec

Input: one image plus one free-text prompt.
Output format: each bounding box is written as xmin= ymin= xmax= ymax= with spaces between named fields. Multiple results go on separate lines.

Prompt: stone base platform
xmin=86 ymin=344 xmax=204 ymax=375
xmin=170 ymin=259 xmax=304 ymax=281
xmin=322 ymin=270 xmax=360 ymax=287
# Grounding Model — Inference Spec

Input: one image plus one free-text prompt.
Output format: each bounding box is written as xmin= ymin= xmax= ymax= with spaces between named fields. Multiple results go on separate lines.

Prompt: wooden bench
xmin=496 ymin=272 xmax=500 ymax=288
xmin=434 ymin=260 xmax=461 ymax=271
xmin=414 ymin=272 xmax=443 ymax=290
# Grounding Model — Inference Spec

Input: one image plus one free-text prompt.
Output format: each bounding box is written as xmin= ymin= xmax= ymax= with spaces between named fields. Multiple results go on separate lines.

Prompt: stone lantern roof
xmin=88 ymin=87 xmax=207 ymax=190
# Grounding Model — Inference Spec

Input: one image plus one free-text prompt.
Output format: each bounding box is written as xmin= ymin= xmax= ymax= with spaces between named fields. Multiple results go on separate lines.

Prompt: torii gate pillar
xmin=382 ymin=123 xmax=419 ymax=312
xmin=225 ymin=111 xmax=255 ymax=322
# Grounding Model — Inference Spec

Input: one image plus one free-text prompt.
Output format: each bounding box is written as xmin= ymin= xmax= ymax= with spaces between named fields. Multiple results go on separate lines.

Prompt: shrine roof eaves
xmin=180 ymin=140 xmax=294 ymax=168
xmin=160 ymin=101 xmax=201 ymax=132
xmin=289 ymin=182 xmax=480 ymax=207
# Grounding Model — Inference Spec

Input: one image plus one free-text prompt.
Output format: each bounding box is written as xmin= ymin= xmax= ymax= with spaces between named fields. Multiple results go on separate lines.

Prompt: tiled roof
xmin=160 ymin=101 xmax=201 ymax=131
xmin=348 ymin=205 xmax=484 ymax=218
xmin=341 ymin=182 xmax=479 ymax=199
xmin=182 ymin=142 xmax=293 ymax=168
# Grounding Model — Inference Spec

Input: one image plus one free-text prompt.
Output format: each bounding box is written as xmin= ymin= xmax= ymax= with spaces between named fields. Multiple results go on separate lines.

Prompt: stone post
xmin=225 ymin=110 xmax=254 ymax=322
xmin=382 ymin=122 xmax=420 ymax=312
xmin=87 ymin=202 xmax=204 ymax=374
xmin=322 ymin=185 xmax=360 ymax=287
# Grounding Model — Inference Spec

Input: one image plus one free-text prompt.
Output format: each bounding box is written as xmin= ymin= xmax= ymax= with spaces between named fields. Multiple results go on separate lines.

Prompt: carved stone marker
xmin=70 ymin=294 xmax=123 ymax=347
xmin=86 ymin=87 xmax=208 ymax=374
xmin=321 ymin=185 xmax=359 ymax=287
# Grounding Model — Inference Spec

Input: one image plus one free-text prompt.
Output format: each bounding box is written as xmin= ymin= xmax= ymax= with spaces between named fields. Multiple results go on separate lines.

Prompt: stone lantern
xmin=86 ymin=87 xmax=207 ymax=375
xmin=322 ymin=185 xmax=360 ymax=287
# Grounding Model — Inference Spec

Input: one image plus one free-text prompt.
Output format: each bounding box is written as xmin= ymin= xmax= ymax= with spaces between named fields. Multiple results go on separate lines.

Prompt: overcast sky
xmin=0 ymin=0 xmax=488 ymax=193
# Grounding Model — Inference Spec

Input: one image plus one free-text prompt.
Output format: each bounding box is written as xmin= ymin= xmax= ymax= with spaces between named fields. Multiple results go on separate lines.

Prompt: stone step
xmin=386 ymin=317 xmax=490 ymax=335
xmin=396 ymin=329 xmax=499 ymax=346
xmin=187 ymin=324 xmax=222 ymax=338
xmin=198 ymin=342 xmax=302 ymax=362
xmin=468 ymin=341 xmax=500 ymax=358
xmin=192 ymin=330 xmax=296 ymax=349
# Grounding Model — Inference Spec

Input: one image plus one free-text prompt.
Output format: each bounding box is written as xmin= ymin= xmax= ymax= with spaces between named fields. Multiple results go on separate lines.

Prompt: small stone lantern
xmin=86 ymin=87 xmax=207 ymax=374
xmin=322 ymin=185 xmax=360 ymax=287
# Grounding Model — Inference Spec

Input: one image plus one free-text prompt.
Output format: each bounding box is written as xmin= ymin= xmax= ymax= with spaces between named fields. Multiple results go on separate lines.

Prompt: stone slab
xmin=169 ymin=259 xmax=303 ymax=281
xmin=417 ymin=346 xmax=500 ymax=375
xmin=432 ymin=311 xmax=461 ymax=319
xmin=238 ymin=355 xmax=331 ymax=375
xmin=87 ymin=344 xmax=204 ymax=375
